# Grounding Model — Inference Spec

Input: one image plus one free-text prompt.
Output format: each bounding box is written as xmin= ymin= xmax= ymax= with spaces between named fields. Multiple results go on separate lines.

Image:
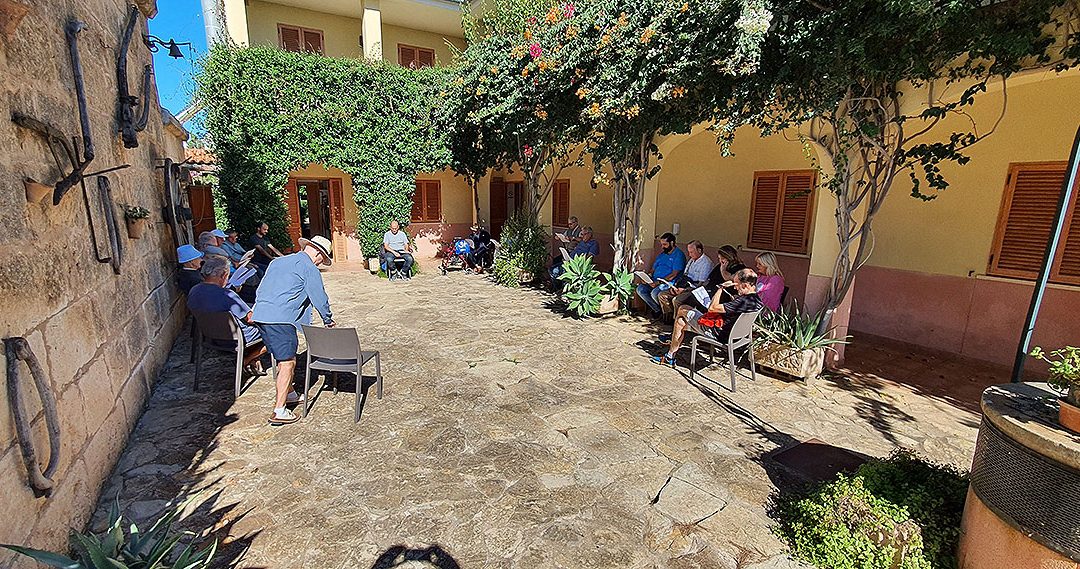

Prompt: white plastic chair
xmin=689 ymin=309 xmax=763 ymax=392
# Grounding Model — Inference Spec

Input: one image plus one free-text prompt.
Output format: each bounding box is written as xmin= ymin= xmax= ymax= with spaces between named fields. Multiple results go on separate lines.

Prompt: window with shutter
xmin=989 ymin=162 xmax=1080 ymax=285
xmin=552 ymin=179 xmax=570 ymax=227
xmin=398 ymin=44 xmax=435 ymax=68
xmin=278 ymin=24 xmax=324 ymax=54
xmin=747 ymin=170 xmax=816 ymax=254
xmin=410 ymin=180 xmax=441 ymax=222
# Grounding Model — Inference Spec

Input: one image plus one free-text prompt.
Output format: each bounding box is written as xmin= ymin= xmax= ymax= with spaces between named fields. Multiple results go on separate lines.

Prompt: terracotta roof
xmin=185 ymin=147 xmax=216 ymax=165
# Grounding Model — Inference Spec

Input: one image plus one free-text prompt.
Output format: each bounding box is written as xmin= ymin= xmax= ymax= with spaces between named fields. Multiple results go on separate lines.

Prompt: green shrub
xmin=773 ymin=450 xmax=968 ymax=569
xmin=559 ymin=254 xmax=604 ymax=317
xmin=602 ymin=268 xmax=635 ymax=315
xmin=756 ymin=301 xmax=850 ymax=352
xmin=491 ymin=211 xmax=549 ymax=288
xmin=1 ymin=500 xmax=217 ymax=569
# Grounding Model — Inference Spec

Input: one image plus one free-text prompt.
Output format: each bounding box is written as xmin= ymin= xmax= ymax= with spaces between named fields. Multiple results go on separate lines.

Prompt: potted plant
xmin=122 ymin=205 xmax=150 ymax=239
xmin=600 ymin=268 xmax=634 ymax=315
xmin=491 ymin=211 xmax=549 ymax=288
xmin=1029 ymin=346 xmax=1080 ymax=433
xmin=754 ymin=302 xmax=849 ymax=382
xmin=559 ymin=254 xmax=604 ymax=317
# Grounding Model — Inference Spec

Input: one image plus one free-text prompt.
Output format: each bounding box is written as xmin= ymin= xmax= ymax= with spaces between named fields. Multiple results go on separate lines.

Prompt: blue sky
xmin=149 ymin=0 xmax=207 ymax=115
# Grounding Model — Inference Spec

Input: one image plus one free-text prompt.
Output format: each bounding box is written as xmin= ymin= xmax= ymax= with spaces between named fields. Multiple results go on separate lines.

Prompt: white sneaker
xmin=268 ymin=407 xmax=298 ymax=425
xmin=285 ymin=391 xmax=306 ymax=404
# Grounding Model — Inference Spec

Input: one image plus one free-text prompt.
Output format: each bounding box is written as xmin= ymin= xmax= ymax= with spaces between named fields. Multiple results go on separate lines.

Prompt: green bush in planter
xmin=491 ymin=211 xmax=549 ymax=288
xmin=602 ymin=268 xmax=635 ymax=314
xmin=773 ymin=449 xmax=968 ymax=569
xmin=559 ymin=254 xmax=604 ymax=317
xmin=1 ymin=500 xmax=217 ymax=568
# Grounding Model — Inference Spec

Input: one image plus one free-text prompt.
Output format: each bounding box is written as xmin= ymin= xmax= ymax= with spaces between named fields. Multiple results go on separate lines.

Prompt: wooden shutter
xmin=748 ymin=173 xmax=782 ymax=249
xmin=747 ymin=170 xmax=816 ymax=254
xmin=552 ymin=179 xmax=570 ymax=227
xmin=328 ymin=178 xmax=347 ymax=260
xmin=279 ymin=25 xmax=302 ymax=52
xmin=285 ymin=179 xmax=302 ymax=251
xmin=302 ymin=29 xmax=324 ymax=54
xmin=410 ymin=181 xmax=424 ymax=222
xmin=989 ymin=162 xmax=1080 ymax=284
xmin=417 ymin=48 xmax=436 ymax=68
xmin=424 ymin=180 xmax=441 ymax=221
xmin=398 ymin=44 xmax=418 ymax=68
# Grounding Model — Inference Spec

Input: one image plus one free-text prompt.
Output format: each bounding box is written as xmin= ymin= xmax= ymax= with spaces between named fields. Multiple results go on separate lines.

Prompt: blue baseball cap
xmin=210 ymin=229 xmax=227 ymax=239
xmin=177 ymin=244 xmax=204 ymax=264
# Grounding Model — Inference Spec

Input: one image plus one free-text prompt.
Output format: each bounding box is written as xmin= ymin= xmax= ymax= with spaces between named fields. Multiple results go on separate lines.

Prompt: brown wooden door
xmin=490 ymin=177 xmax=507 ymax=239
xmin=306 ymin=183 xmax=325 ymax=237
xmin=328 ymin=178 xmax=348 ymax=261
xmin=188 ymin=184 xmax=216 ymax=236
xmin=285 ymin=179 xmax=302 ymax=252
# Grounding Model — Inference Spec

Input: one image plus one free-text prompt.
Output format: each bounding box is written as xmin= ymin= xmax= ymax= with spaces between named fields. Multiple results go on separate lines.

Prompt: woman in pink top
xmin=755 ymin=252 xmax=786 ymax=312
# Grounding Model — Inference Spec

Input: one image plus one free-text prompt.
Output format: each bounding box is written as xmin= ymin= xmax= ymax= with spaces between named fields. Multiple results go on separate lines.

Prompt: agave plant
xmin=558 ymin=254 xmax=604 ymax=317
xmin=755 ymin=302 xmax=850 ymax=352
xmin=1 ymin=499 xmax=217 ymax=569
xmin=602 ymin=268 xmax=635 ymax=314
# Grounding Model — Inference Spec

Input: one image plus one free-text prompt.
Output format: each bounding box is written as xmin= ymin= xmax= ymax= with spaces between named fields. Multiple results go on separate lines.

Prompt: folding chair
xmin=190 ymin=309 xmax=266 ymax=397
xmin=384 ymin=256 xmax=408 ymax=280
xmin=301 ymin=325 xmax=382 ymax=422
xmin=689 ymin=309 xmax=762 ymax=392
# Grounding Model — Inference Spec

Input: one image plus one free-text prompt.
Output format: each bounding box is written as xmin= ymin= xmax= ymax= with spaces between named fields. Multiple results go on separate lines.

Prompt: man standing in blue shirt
xmin=253 ymin=235 xmax=335 ymax=425
xmin=636 ymin=232 xmax=686 ymax=316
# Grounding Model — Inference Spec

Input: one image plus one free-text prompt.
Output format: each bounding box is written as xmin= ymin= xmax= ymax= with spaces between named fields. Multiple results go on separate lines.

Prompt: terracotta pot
xmin=753 ymin=342 xmax=825 ymax=382
xmin=24 ymin=179 xmax=51 ymax=203
xmin=368 ymin=257 xmax=380 ymax=273
xmin=1061 ymin=396 xmax=1080 ymax=434
xmin=518 ymin=270 xmax=534 ymax=284
xmin=125 ymin=218 xmax=147 ymax=239
xmin=597 ymin=294 xmax=619 ymax=315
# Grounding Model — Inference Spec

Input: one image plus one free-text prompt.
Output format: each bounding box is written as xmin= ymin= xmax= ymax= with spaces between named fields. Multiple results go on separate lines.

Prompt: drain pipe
xmin=1011 ymin=124 xmax=1080 ymax=382
xmin=200 ymin=0 xmax=223 ymax=46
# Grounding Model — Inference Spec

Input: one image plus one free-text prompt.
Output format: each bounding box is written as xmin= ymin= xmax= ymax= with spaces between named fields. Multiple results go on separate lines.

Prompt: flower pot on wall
xmin=24 ymin=179 xmax=51 ymax=203
xmin=1061 ymin=387 xmax=1080 ymax=434
xmin=125 ymin=218 xmax=147 ymax=239
xmin=753 ymin=342 xmax=825 ymax=382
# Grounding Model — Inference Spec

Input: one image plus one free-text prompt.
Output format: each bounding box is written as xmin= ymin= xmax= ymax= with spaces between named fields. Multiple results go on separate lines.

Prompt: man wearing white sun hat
xmin=253 ymin=235 xmax=336 ymax=425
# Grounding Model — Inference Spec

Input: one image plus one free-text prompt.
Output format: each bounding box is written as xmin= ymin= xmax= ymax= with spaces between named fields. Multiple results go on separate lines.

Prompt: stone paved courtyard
xmin=91 ymin=268 xmax=1005 ymax=568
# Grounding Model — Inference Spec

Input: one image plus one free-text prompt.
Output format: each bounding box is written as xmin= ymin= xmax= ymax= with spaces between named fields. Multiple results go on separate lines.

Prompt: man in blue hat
xmin=253 ymin=235 xmax=336 ymax=425
xmin=177 ymin=244 xmax=204 ymax=294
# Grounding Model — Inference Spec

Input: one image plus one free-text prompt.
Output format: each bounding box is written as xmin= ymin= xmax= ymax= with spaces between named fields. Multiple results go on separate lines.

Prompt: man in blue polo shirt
xmin=636 ymin=232 xmax=686 ymax=316
xmin=253 ymin=235 xmax=335 ymax=425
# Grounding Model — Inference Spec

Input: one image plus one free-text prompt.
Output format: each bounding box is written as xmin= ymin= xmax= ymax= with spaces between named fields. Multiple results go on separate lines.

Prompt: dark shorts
xmin=257 ymin=323 xmax=299 ymax=361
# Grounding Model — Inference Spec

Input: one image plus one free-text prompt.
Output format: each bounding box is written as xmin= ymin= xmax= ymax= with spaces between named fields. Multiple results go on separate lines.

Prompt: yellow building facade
xmin=221 ymin=0 xmax=1079 ymax=368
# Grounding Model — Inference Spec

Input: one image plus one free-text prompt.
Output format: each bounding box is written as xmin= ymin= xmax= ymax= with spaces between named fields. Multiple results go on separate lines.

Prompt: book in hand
xmin=560 ymin=247 xmax=571 ymax=262
xmin=634 ymin=271 xmax=673 ymax=288
xmin=228 ymin=265 xmax=257 ymax=289
xmin=555 ymin=233 xmax=571 ymax=243
xmin=691 ymin=286 xmax=711 ymax=309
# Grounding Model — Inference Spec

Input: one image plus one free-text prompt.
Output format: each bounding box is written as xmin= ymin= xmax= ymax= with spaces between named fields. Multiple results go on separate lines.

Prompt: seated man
xmin=467 ymin=222 xmax=493 ymax=272
xmin=382 ymin=220 xmax=414 ymax=279
xmin=250 ymin=221 xmax=284 ymax=273
xmin=549 ymin=226 xmax=599 ymax=289
xmin=653 ymin=268 xmax=763 ymax=367
xmin=198 ymin=230 xmax=235 ymax=266
xmin=635 ymin=232 xmax=686 ymax=316
xmin=187 ymin=256 xmax=266 ymax=371
xmin=221 ymin=229 xmax=247 ymax=264
xmin=657 ymin=240 xmax=714 ymax=321
xmin=177 ymin=244 xmax=204 ymax=294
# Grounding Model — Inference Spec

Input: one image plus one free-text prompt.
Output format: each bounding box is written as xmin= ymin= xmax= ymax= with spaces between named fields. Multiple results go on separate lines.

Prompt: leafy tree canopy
xmin=196 ymin=45 xmax=451 ymax=256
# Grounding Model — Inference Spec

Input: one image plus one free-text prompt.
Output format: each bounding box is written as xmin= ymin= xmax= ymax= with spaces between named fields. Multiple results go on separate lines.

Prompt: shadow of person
xmin=370 ymin=545 xmax=462 ymax=569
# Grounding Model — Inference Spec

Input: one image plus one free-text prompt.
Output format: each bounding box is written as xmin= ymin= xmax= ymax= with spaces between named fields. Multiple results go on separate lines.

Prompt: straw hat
xmin=299 ymin=236 xmax=333 ymax=266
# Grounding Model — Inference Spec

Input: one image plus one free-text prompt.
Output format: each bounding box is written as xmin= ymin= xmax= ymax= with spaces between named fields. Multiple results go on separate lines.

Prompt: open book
xmin=634 ymin=271 xmax=673 ymax=287
xmin=237 ymin=249 xmax=255 ymax=268
xmin=560 ymin=247 xmax=571 ymax=262
xmin=555 ymin=233 xmax=571 ymax=243
xmin=228 ymin=265 xmax=257 ymax=289
xmin=691 ymin=286 xmax=711 ymax=309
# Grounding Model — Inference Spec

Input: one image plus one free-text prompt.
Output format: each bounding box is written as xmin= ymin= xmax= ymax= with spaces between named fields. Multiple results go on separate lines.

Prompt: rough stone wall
xmin=0 ymin=0 xmax=187 ymax=565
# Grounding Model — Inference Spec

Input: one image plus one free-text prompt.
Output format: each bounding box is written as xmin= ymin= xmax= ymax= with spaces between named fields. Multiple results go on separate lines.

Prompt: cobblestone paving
xmin=92 ymin=269 xmax=997 ymax=568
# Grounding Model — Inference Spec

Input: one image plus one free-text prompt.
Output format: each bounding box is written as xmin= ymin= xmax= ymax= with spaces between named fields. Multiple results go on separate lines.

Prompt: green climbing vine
xmin=196 ymin=45 xmax=451 ymax=256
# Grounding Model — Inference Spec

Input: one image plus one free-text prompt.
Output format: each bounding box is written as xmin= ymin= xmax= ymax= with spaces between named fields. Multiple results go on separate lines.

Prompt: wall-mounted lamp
xmin=143 ymin=35 xmax=191 ymax=58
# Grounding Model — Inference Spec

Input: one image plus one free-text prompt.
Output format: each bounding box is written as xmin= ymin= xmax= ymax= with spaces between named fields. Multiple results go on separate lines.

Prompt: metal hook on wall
xmin=4 ymin=338 xmax=62 ymax=498
xmin=118 ymin=5 xmax=156 ymax=146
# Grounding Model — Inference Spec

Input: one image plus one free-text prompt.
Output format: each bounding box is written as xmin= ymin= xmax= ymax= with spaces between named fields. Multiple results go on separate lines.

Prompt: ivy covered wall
xmin=196 ymin=45 xmax=452 ymax=256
